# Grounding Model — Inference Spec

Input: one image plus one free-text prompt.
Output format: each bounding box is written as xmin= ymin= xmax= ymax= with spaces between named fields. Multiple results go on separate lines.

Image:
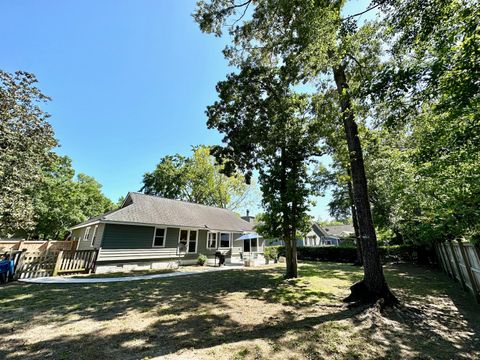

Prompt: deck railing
xmin=14 ymin=249 xmax=98 ymax=279
xmin=53 ymin=250 xmax=99 ymax=275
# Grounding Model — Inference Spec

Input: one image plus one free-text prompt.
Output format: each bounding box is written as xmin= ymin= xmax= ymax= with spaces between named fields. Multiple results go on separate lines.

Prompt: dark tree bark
xmin=347 ymin=169 xmax=363 ymax=266
xmin=280 ymin=147 xmax=298 ymax=278
xmin=285 ymin=227 xmax=298 ymax=278
xmin=289 ymin=161 xmax=299 ymax=278
xmin=333 ymin=65 xmax=397 ymax=305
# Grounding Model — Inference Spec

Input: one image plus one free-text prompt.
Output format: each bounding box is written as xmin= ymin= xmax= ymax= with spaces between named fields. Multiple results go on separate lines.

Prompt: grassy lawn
xmin=71 ymin=265 xmax=243 ymax=278
xmin=1 ymin=262 xmax=479 ymax=359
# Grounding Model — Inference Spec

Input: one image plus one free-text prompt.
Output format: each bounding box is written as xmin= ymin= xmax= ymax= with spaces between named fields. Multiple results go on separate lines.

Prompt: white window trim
xmin=219 ymin=232 xmax=231 ymax=249
xmin=207 ymin=231 xmax=218 ymax=249
xmin=152 ymin=227 xmax=167 ymax=247
xmin=178 ymin=228 xmax=198 ymax=254
xmin=90 ymin=225 xmax=98 ymax=247
xmin=83 ymin=226 xmax=91 ymax=241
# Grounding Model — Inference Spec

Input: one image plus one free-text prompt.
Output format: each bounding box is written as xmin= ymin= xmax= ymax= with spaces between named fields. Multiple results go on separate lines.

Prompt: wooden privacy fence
xmin=435 ymin=241 xmax=480 ymax=304
xmin=15 ymin=249 xmax=98 ymax=279
xmin=0 ymin=239 xmax=77 ymax=252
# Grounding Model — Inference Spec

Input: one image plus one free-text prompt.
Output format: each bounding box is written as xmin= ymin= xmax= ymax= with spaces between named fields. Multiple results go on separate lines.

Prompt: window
xmin=219 ymin=233 xmax=230 ymax=248
xmin=153 ymin=227 xmax=166 ymax=247
xmin=207 ymin=232 xmax=217 ymax=249
xmin=188 ymin=230 xmax=197 ymax=253
xmin=179 ymin=230 xmax=188 ymax=252
xmin=83 ymin=227 xmax=91 ymax=241
xmin=179 ymin=229 xmax=197 ymax=253
xmin=90 ymin=225 xmax=98 ymax=246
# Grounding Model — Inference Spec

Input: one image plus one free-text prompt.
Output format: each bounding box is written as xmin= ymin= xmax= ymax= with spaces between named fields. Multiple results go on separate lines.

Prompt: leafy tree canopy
xmin=32 ymin=155 xmax=115 ymax=239
xmin=0 ymin=70 xmax=114 ymax=239
xmin=141 ymin=145 xmax=256 ymax=210
xmin=0 ymin=71 xmax=57 ymax=236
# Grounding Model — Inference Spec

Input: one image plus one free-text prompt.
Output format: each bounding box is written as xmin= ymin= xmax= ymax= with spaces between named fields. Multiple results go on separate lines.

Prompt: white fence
xmin=435 ymin=241 xmax=480 ymax=304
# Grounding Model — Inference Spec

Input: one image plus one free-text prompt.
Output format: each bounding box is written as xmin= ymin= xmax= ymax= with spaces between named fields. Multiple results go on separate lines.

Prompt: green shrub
xmin=264 ymin=246 xmax=281 ymax=262
xmin=379 ymin=244 xmax=416 ymax=262
xmin=338 ymin=237 xmax=356 ymax=247
xmin=272 ymin=244 xmax=419 ymax=263
xmin=197 ymin=254 xmax=208 ymax=266
xmin=295 ymin=246 xmax=358 ymax=262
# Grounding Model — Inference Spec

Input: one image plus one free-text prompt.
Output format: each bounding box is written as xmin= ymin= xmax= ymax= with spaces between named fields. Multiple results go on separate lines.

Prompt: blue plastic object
xmin=0 ymin=260 xmax=9 ymax=274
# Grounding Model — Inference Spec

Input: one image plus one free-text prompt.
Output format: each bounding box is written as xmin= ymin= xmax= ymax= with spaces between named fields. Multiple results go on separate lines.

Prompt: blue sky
xmin=1 ymin=0 xmax=370 ymax=219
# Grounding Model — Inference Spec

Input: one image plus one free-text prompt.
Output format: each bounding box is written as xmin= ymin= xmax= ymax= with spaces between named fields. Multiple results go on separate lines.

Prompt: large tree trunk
xmin=284 ymin=231 xmax=298 ymax=278
xmin=347 ymin=169 xmax=362 ymax=266
xmin=289 ymin=162 xmax=299 ymax=278
xmin=333 ymin=65 xmax=397 ymax=305
xmin=281 ymin=147 xmax=298 ymax=278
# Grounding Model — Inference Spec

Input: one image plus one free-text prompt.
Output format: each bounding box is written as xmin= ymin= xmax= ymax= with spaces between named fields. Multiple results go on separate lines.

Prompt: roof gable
xmin=312 ymin=223 xmax=328 ymax=237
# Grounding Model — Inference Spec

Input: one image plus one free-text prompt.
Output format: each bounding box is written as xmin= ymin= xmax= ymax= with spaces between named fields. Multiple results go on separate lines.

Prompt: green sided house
xmin=70 ymin=192 xmax=263 ymax=273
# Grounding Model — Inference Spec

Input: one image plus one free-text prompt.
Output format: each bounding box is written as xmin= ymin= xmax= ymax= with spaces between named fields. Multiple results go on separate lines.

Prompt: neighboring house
xmin=70 ymin=192 xmax=262 ymax=273
xmin=263 ymin=223 xmax=355 ymax=248
xmin=322 ymin=224 xmax=355 ymax=239
xmin=262 ymin=222 xmax=356 ymax=248
xmin=302 ymin=223 xmax=355 ymax=247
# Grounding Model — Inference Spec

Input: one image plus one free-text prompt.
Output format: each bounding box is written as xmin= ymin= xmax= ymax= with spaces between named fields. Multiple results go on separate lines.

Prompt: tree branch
xmin=227 ymin=0 xmax=252 ymax=27
xmin=342 ymin=0 xmax=386 ymax=21
xmin=346 ymin=53 xmax=365 ymax=79
xmin=223 ymin=0 xmax=252 ymax=14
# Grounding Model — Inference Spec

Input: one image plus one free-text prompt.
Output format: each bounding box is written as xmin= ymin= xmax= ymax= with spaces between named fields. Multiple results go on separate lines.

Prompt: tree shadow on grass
xmin=1 ymin=264 xmax=479 ymax=359
xmin=298 ymin=261 xmax=364 ymax=283
xmin=1 ymin=303 xmax=362 ymax=360
xmin=246 ymin=276 xmax=341 ymax=306
xmin=244 ymin=262 xmax=364 ymax=307
xmin=0 ymin=269 xmax=299 ymax=329
xmin=346 ymin=263 xmax=480 ymax=359
xmin=1 ymin=265 xmax=360 ymax=359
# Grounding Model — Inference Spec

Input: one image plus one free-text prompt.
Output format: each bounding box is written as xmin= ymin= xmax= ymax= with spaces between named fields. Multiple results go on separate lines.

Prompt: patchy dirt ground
xmin=0 ymin=262 xmax=478 ymax=359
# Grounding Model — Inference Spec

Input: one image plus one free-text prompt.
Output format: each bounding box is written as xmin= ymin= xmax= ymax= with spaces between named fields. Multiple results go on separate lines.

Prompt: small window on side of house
xmin=83 ymin=227 xmax=91 ymax=241
xmin=90 ymin=225 xmax=98 ymax=246
xmin=153 ymin=228 xmax=166 ymax=247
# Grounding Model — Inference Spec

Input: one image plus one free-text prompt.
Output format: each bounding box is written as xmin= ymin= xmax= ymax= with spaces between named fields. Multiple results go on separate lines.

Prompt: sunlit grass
xmin=0 ymin=262 xmax=478 ymax=359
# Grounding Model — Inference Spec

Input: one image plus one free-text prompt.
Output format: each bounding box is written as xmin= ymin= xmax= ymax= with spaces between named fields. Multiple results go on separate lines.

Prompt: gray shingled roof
xmin=73 ymin=192 xmax=253 ymax=232
xmin=322 ymin=224 xmax=355 ymax=236
xmin=312 ymin=223 xmax=328 ymax=237
xmin=306 ymin=223 xmax=342 ymax=238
